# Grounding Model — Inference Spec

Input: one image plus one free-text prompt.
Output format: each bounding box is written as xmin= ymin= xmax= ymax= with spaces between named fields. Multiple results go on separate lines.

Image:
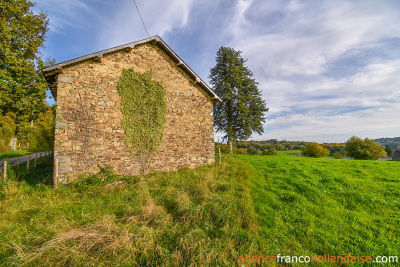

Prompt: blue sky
xmin=34 ymin=0 xmax=400 ymax=143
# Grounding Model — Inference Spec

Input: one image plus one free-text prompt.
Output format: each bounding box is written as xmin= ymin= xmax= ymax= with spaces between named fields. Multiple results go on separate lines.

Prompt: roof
xmin=42 ymin=35 xmax=221 ymax=102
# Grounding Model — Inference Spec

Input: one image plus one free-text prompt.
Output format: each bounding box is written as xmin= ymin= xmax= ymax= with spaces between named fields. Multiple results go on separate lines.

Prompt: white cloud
xmin=258 ymin=58 xmax=400 ymax=142
xmin=99 ymin=0 xmax=195 ymax=48
xmin=35 ymin=0 xmax=97 ymax=33
xmin=229 ymin=0 xmax=400 ymax=77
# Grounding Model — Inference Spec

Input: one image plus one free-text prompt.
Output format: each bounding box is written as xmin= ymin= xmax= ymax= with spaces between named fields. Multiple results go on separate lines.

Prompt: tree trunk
xmin=228 ymin=136 xmax=233 ymax=154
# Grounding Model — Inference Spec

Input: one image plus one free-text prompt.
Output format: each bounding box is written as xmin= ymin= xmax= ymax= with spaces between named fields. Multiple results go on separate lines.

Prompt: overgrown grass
xmin=0 ymin=149 xmax=49 ymax=161
xmin=0 ymin=157 xmax=263 ymax=266
xmin=1 ymin=152 xmax=399 ymax=266
xmin=235 ymin=151 xmax=400 ymax=265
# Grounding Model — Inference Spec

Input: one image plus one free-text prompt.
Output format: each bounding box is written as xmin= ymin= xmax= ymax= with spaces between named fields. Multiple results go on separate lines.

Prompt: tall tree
xmin=0 ymin=0 xmax=49 ymax=124
xmin=209 ymin=47 xmax=268 ymax=153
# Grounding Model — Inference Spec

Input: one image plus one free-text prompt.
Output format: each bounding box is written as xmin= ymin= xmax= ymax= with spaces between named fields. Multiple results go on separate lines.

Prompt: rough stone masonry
xmin=43 ymin=36 xmax=221 ymax=184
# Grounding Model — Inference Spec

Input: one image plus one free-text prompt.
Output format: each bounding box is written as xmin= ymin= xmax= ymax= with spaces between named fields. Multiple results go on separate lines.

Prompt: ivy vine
xmin=117 ymin=68 xmax=167 ymax=173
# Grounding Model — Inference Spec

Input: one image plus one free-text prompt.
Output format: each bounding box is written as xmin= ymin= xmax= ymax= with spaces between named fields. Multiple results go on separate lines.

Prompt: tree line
xmin=0 ymin=0 xmax=54 ymax=153
xmin=216 ymin=136 xmax=394 ymax=160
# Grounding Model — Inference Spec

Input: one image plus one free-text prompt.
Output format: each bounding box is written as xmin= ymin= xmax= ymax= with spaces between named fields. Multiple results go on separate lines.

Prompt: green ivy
xmin=117 ymin=68 xmax=167 ymax=173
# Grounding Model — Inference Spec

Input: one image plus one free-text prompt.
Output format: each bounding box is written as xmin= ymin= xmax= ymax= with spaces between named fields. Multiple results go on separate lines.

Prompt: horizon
xmin=35 ymin=0 xmax=400 ymax=143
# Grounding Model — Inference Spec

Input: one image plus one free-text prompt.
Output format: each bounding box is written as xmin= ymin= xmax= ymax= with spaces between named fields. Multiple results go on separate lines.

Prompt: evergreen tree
xmin=385 ymin=144 xmax=394 ymax=157
xmin=209 ymin=47 xmax=268 ymax=153
xmin=0 ymin=0 xmax=49 ymax=124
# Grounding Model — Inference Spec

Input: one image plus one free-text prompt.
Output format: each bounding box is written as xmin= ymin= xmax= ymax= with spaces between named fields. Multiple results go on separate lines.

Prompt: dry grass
xmin=0 ymin=156 xmax=262 ymax=266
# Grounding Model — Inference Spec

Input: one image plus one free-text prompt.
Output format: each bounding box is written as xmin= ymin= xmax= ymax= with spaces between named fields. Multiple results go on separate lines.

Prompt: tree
xmin=301 ymin=143 xmax=330 ymax=158
xmin=209 ymin=47 xmax=268 ymax=154
xmin=0 ymin=0 xmax=49 ymax=124
xmin=385 ymin=144 xmax=394 ymax=157
xmin=345 ymin=136 xmax=387 ymax=160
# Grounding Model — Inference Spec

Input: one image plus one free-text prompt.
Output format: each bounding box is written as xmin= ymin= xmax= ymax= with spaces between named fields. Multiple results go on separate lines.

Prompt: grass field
xmin=235 ymin=151 xmax=400 ymax=265
xmin=0 ymin=149 xmax=49 ymax=161
xmin=0 ymin=151 xmax=399 ymax=266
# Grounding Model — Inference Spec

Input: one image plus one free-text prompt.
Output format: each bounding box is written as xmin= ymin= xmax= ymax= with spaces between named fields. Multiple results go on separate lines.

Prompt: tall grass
xmin=0 ymin=157 xmax=264 ymax=266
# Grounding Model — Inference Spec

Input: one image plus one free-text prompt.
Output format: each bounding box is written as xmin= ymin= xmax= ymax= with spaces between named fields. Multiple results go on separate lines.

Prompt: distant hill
xmin=374 ymin=137 xmax=400 ymax=150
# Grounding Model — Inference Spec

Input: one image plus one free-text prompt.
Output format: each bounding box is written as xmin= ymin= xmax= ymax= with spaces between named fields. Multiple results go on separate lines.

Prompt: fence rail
xmin=1 ymin=151 xmax=54 ymax=181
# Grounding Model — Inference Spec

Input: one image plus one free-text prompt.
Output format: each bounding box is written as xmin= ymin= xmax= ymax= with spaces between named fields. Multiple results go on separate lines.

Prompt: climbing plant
xmin=117 ymin=68 xmax=167 ymax=173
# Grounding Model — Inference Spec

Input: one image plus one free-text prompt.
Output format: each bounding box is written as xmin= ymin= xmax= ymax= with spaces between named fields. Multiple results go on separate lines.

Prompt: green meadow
xmin=0 ymin=151 xmax=399 ymax=266
xmin=235 ymin=151 xmax=399 ymax=265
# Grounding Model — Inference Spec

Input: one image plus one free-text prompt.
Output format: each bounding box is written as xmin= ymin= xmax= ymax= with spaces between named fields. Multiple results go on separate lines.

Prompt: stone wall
xmin=54 ymin=43 xmax=215 ymax=183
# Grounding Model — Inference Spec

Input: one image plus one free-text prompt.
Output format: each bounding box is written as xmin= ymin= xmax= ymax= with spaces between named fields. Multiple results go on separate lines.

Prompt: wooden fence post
xmin=53 ymin=158 xmax=58 ymax=189
xmin=17 ymin=157 xmax=20 ymax=173
xmin=219 ymin=147 xmax=221 ymax=165
xmin=27 ymin=154 xmax=30 ymax=171
xmin=34 ymin=153 xmax=37 ymax=168
xmin=3 ymin=161 xmax=7 ymax=182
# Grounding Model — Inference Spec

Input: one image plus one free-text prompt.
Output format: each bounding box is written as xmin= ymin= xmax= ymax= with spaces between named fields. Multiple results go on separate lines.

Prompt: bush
xmin=234 ymin=147 xmax=248 ymax=154
xmin=247 ymin=147 xmax=261 ymax=155
xmin=333 ymin=152 xmax=343 ymax=159
xmin=345 ymin=136 xmax=387 ymax=160
xmin=262 ymin=148 xmax=278 ymax=155
xmin=301 ymin=143 xmax=330 ymax=158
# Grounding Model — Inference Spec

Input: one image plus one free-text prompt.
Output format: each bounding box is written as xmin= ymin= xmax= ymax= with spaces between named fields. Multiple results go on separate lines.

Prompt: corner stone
xmin=57 ymin=156 xmax=71 ymax=163
xmin=58 ymin=76 xmax=73 ymax=83
xmin=55 ymin=121 xmax=69 ymax=130
xmin=58 ymin=166 xmax=73 ymax=173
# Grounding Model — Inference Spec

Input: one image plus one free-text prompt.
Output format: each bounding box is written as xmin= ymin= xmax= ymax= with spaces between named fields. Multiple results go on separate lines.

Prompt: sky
xmin=34 ymin=0 xmax=400 ymax=143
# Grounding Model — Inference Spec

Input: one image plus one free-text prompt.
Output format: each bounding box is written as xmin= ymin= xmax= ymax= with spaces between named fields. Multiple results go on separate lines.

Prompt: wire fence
xmin=1 ymin=151 xmax=54 ymax=182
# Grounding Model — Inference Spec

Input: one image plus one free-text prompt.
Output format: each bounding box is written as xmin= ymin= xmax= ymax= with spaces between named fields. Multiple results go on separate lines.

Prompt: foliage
xmin=209 ymin=47 xmax=268 ymax=153
xmin=17 ymin=108 xmax=55 ymax=149
xmin=235 ymin=152 xmax=400 ymax=259
xmin=262 ymin=148 xmax=278 ymax=155
xmin=0 ymin=0 xmax=49 ymax=124
xmin=385 ymin=144 xmax=394 ymax=157
xmin=118 ymin=68 xmax=167 ymax=173
xmin=333 ymin=151 xmax=343 ymax=159
xmin=374 ymin=136 xmax=400 ymax=150
xmin=322 ymin=143 xmax=345 ymax=156
xmin=236 ymin=140 xmax=307 ymax=151
xmin=247 ymin=146 xmax=261 ymax=155
xmin=301 ymin=142 xmax=330 ymax=158
xmin=0 ymin=157 xmax=264 ymax=266
xmin=0 ymin=114 xmax=17 ymax=153
xmin=234 ymin=147 xmax=248 ymax=154
xmin=345 ymin=136 xmax=387 ymax=160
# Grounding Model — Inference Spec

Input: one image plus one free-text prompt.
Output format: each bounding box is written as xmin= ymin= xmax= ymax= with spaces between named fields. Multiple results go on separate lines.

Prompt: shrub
xmin=262 ymin=148 xmax=278 ymax=155
xmin=345 ymin=136 xmax=387 ymax=160
xmin=215 ymin=144 xmax=229 ymax=154
xmin=247 ymin=147 xmax=261 ymax=155
xmin=333 ymin=152 xmax=343 ymax=159
xmin=234 ymin=147 xmax=248 ymax=154
xmin=301 ymin=143 xmax=330 ymax=158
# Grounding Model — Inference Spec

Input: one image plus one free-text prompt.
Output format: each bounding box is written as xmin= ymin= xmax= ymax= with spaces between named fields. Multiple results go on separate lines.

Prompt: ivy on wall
xmin=117 ymin=68 xmax=167 ymax=173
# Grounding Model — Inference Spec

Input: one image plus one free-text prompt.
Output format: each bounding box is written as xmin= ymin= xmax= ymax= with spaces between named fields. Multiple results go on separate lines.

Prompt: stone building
xmin=43 ymin=36 xmax=221 ymax=184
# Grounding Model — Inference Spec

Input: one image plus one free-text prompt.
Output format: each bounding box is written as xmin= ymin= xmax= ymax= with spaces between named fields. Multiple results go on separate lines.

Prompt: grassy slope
xmin=235 ymin=151 xmax=400 ymax=261
xmin=0 ymin=157 xmax=264 ymax=266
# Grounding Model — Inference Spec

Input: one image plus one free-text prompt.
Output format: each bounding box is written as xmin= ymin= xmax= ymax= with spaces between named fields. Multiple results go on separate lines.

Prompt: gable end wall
xmin=54 ymin=44 xmax=215 ymax=183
